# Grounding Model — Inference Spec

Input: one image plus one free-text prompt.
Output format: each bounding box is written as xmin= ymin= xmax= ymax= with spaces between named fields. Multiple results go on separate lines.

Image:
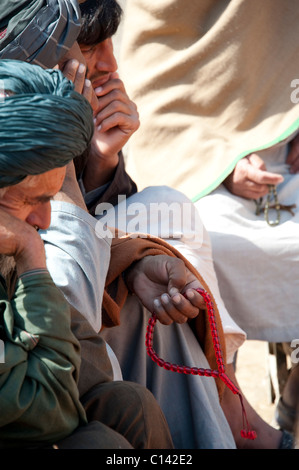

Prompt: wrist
xmin=18 ymin=267 xmax=49 ymax=280
xmin=123 ymin=260 xmax=140 ymax=293
xmin=15 ymin=234 xmax=47 ymax=277
xmin=83 ymin=152 xmax=119 ymax=193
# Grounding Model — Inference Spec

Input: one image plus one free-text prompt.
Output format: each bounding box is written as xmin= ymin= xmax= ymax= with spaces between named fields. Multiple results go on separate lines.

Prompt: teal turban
xmin=0 ymin=59 xmax=94 ymax=188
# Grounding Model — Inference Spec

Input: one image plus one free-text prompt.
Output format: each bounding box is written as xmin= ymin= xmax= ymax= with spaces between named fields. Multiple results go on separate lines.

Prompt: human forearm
xmin=82 ymin=147 xmax=119 ymax=193
xmin=83 ymin=151 xmax=138 ymax=214
xmin=82 ymin=73 xmax=139 ymax=193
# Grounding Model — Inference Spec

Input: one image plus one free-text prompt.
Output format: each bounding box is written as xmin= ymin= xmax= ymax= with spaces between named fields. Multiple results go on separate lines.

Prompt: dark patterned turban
xmin=0 ymin=59 xmax=93 ymax=188
xmin=0 ymin=0 xmax=81 ymax=68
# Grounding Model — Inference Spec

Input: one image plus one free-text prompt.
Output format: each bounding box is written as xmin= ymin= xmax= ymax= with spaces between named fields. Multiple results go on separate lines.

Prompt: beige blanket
xmin=120 ymin=0 xmax=299 ymax=201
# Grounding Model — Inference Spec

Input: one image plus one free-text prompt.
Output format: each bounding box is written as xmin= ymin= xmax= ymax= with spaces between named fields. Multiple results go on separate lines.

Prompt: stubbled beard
xmin=0 ymin=254 xmax=16 ymax=282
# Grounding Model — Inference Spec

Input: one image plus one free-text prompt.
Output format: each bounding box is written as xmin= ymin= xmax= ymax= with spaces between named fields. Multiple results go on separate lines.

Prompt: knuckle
xmin=110 ymin=101 xmax=120 ymax=112
xmin=176 ymin=315 xmax=187 ymax=324
xmin=109 ymin=89 xmax=120 ymax=100
xmin=62 ymin=71 xmax=74 ymax=82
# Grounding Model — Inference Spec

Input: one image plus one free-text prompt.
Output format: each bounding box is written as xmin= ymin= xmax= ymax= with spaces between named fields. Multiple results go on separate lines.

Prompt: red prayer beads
xmin=145 ymin=287 xmax=257 ymax=440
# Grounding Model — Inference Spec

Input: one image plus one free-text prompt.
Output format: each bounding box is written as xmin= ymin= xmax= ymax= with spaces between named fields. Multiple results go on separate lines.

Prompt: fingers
xmin=155 ymin=258 xmax=205 ymax=325
xmin=245 ymin=169 xmax=283 ymax=200
xmin=82 ymin=78 xmax=93 ymax=102
xmin=238 ymin=179 xmax=271 ymax=199
xmin=233 ymin=184 xmax=268 ymax=199
xmin=226 ymin=155 xmax=283 ymax=199
xmin=93 ymin=81 xmax=139 ymax=133
xmin=247 ymin=154 xmax=283 ymax=186
xmin=248 ymin=166 xmax=283 ymax=186
xmin=94 ymin=75 xmax=125 ymax=98
xmin=59 ymin=59 xmax=97 ymax=110
xmin=110 ymin=71 xmax=120 ymax=80
xmin=60 ymin=60 xmax=86 ymax=91
xmin=183 ymin=288 xmax=206 ymax=310
xmin=94 ymin=102 xmax=139 ymax=134
xmin=89 ymin=88 xmax=99 ymax=111
xmin=247 ymin=153 xmax=267 ymax=171
xmin=153 ymin=289 xmax=204 ymax=325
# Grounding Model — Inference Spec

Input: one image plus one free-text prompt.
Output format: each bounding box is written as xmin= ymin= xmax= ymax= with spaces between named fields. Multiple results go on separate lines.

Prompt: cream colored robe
xmin=120 ymin=0 xmax=299 ymax=201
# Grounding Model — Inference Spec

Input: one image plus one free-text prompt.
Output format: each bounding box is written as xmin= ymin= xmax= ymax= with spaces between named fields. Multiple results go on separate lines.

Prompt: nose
xmin=26 ymin=202 xmax=52 ymax=230
xmin=95 ymin=39 xmax=118 ymax=73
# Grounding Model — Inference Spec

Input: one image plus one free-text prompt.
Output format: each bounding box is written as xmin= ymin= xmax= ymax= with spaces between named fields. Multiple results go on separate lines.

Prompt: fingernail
xmin=78 ymin=63 xmax=86 ymax=74
xmin=95 ymin=86 xmax=102 ymax=94
xmin=97 ymin=124 xmax=102 ymax=131
xmin=85 ymin=79 xmax=91 ymax=87
xmin=169 ymin=287 xmax=179 ymax=296
xmin=161 ymin=294 xmax=169 ymax=304
xmin=71 ymin=59 xmax=79 ymax=68
xmin=154 ymin=298 xmax=161 ymax=309
xmin=172 ymin=294 xmax=181 ymax=304
xmin=186 ymin=289 xmax=195 ymax=299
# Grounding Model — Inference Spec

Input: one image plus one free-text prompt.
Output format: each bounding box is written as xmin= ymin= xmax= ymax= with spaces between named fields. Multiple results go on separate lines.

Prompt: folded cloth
xmin=0 ymin=0 xmax=81 ymax=68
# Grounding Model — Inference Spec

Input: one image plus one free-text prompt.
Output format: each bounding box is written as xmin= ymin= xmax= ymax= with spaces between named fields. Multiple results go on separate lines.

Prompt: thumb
xmin=90 ymin=88 xmax=99 ymax=113
xmin=247 ymin=153 xmax=284 ymax=184
xmin=110 ymin=71 xmax=120 ymax=80
xmin=247 ymin=164 xmax=284 ymax=185
xmin=247 ymin=153 xmax=267 ymax=170
xmin=165 ymin=258 xmax=187 ymax=296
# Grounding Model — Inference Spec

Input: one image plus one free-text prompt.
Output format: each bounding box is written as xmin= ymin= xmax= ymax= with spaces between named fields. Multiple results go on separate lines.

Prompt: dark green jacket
xmin=0 ymin=270 xmax=87 ymax=448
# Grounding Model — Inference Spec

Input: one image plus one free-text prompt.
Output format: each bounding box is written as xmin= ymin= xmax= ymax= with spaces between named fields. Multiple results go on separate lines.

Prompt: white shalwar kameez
xmin=196 ymin=136 xmax=299 ymax=343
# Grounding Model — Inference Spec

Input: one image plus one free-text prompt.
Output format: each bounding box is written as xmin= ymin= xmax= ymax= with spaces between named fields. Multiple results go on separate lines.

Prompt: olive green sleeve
xmin=0 ymin=271 xmax=87 ymax=447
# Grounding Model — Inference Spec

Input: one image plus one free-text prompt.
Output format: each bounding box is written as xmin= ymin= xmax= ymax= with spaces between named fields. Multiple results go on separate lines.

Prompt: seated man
xmin=118 ymin=0 xmax=299 ymax=438
xmin=2 ymin=0 xmax=290 ymax=449
xmin=0 ymin=58 xmax=95 ymax=448
xmin=0 ymin=1 xmax=175 ymax=450
xmin=64 ymin=0 xmax=289 ymax=449
xmin=0 ymin=58 xmax=174 ymax=450
xmin=0 ymin=0 xmax=237 ymax=450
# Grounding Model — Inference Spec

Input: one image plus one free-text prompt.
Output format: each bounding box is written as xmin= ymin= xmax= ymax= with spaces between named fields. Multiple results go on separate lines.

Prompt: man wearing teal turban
xmin=0 ymin=0 xmax=178 ymax=449
xmin=0 ymin=59 xmax=175 ymax=449
xmin=0 ymin=59 xmax=93 ymax=447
